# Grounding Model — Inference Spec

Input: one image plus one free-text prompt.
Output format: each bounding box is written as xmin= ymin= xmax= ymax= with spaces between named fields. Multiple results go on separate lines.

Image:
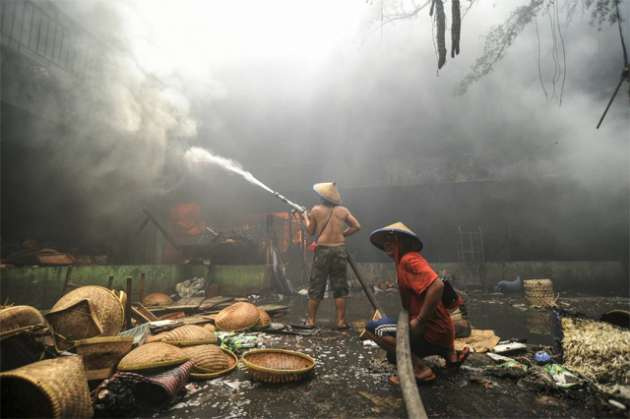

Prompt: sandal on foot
xmin=446 ymin=346 xmax=470 ymax=368
xmin=292 ymin=320 xmax=316 ymax=330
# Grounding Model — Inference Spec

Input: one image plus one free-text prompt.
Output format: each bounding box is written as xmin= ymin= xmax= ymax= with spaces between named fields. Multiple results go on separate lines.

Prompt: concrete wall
xmin=0 ymin=264 xmax=269 ymax=308
xmin=352 ymin=260 xmax=628 ymax=295
xmin=1 ymin=259 xmax=625 ymax=309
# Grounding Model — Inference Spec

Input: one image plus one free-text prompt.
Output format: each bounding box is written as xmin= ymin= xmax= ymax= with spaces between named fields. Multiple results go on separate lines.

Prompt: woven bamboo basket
xmin=142 ymin=292 xmax=173 ymax=307
xmin=241 ymin=349 xmax=315 ymax=384
xmin=523 ymin=279 xmax=556 ymax=307
xmin=256 ymin=308 xmax=271 ymax=329
xmin=117 ymin=342 xmax=189 ymax=372
xmin=74 ymin=336 xmax=134 ymax=378
xmin=0 ymin=305 xmax=49 ymax=340
xmin=147 ymin=325 xmax=217 ymax=346
xmin=46 ymin=286 xmax=124 ymax=345
xmin=0 ymin=305 xmax=55 ymax=371
xmin=215 ymin=302 xmax=260 ymax=332
xmin=189 ymin=348 xmax=238 ymax=380
xmin=0 ymin=355 xmax=93 ymax=418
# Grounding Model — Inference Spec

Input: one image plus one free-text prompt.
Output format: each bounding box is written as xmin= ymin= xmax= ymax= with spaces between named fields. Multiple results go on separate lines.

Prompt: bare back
xmin=307 ymin=204 xmax=361 ymax=246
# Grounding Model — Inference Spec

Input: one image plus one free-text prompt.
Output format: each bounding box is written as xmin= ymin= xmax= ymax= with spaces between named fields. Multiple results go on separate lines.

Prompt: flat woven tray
xmin=241 ymin=349 xmax=315 ymax=384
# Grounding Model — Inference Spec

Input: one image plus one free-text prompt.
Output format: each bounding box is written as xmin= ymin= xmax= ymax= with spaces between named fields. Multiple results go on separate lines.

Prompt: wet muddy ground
xmin=149 ymin=291 xmax=629 ymax=418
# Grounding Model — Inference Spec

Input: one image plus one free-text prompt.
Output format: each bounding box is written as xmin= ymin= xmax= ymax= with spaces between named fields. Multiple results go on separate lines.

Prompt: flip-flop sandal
xmin=291 ymin=321 xmax=316 ymax=330
xmin=446 ymin=346 xmax=471 ymax=368
xmin=335 ymin=324 xmax=350 ymax=330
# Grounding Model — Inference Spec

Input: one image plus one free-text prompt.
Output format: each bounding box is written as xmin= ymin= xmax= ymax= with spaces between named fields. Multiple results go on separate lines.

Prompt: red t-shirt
xmin=397 ymin=252 xmax=455 ymax=349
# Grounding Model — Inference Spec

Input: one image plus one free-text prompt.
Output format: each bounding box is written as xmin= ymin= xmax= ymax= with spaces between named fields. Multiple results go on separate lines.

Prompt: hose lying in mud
xmin=396 ymin=310 xmax=428 ymax=419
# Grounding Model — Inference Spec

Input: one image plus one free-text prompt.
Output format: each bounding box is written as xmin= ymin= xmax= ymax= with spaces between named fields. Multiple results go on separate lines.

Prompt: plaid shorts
xmin=308 ymin=245 xmax=349 ymax=299
xmin=366 ymin=316 xmax=451 ymax=361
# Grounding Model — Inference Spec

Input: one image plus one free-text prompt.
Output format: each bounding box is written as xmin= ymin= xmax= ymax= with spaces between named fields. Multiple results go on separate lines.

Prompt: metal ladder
xmin=457 ymin=226 xmax=486 ymax=287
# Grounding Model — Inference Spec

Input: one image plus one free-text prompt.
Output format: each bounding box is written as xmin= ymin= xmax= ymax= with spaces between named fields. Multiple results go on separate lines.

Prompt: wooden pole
xmin=125 ymin=276 xmax=133 ymax=329
xmin=396 ymin=309 xmax=428 ymax=419
xmin=138 ymin=272 xmax=145 ymax=303
xmin=347 ymin=254 xmax=385 ymax=317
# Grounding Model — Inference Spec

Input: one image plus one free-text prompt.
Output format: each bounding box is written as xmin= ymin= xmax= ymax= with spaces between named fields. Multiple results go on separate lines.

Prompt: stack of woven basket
xmin=523 ymin=279 xmax=557 ymax=307
xmin=0 ymin=288 xmax=289 ymax=417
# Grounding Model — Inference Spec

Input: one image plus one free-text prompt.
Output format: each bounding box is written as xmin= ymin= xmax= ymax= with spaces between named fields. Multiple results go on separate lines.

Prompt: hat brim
xmin=369 ymin=228 xmax=423 ymax=252
xmin=312 ymin=185 xmax=342 ymax=205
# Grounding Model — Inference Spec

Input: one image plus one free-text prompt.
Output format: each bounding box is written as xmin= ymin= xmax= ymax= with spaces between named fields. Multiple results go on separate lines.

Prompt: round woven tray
xmin=241 ymin=349 xmax=315 ymax=384
xmin=0 ymin=355 xmax=93 ymax=418
xmin=189 ymin=348 xmax=238 ymax=380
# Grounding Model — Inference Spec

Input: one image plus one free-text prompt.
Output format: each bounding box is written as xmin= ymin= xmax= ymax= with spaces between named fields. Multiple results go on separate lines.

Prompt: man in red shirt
xmin=366 ymin=222 xmax=468 ymax=384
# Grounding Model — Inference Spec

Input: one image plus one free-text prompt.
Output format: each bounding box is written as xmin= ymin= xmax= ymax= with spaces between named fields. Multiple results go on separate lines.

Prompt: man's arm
xmin=410 ymin=279 xmax=443 ymax=335
xmin=302 ymin=209 xmax=316 ymax=236
xmin=343 ymin=210 xmax=361 ymax=237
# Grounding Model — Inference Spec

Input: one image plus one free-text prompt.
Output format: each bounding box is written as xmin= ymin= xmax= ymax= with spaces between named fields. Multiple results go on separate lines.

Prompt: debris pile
xmin=560 ymin=315 xmax=630 ymax=398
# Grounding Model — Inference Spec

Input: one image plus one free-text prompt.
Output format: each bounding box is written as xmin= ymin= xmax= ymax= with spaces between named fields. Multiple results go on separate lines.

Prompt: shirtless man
xmin=302 ymin=182 xmax=361 ymax=329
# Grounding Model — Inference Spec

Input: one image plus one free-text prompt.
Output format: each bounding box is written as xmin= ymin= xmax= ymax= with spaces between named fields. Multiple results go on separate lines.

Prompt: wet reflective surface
xmin=147 ymin=291 xmax=629 ymax=418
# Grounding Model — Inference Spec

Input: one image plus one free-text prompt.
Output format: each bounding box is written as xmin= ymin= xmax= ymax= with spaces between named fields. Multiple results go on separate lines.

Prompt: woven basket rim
xmin=189 ymin=348 xmax=238 ymax=380
xmin=74 ymin=335 xmax=134 ymax=346
xmin=0 ymin=324 xmax=48 ymax=340
xmin=0 ymin=356 xmax=89 ymax=418
xmin=0 ymin=370 xmax=61 ymax=417
xmin=168 ymin=338 xmax=217 ymax=347
xmin=241 ymin=349 xmax=315 ymax=375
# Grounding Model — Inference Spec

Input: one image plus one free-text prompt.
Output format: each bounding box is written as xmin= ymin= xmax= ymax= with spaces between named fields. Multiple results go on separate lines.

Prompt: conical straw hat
xmin=181 ymin=344 xmax=230 ymax=373
xmin=215 ymin=302 xmax=260 ymax=332
xmin=142 ymin=292 xmax=173 ymax=307
xmin=369 ymin=222 xmax=423 ymax=251
xmin=117 ymin=342 xmax=189 ymax=371
xmin=189 ymin=348 xmax=238 ymax=380
xmin=47 ymin=286 xmax=124 ymax=344
xmin=256 ymin=308 xmax=271 ymax=329
xmin=148 ymin=325 xmax=217 ymax=346
xmin=0 ymin=355 xmax=93 ymax=418
xmin=313 ymin=182 xmax=342 ymax=205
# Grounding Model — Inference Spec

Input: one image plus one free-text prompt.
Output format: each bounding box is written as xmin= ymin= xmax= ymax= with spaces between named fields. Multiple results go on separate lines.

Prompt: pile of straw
xmin=561 ymin=316 xmax=630 ymax=385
